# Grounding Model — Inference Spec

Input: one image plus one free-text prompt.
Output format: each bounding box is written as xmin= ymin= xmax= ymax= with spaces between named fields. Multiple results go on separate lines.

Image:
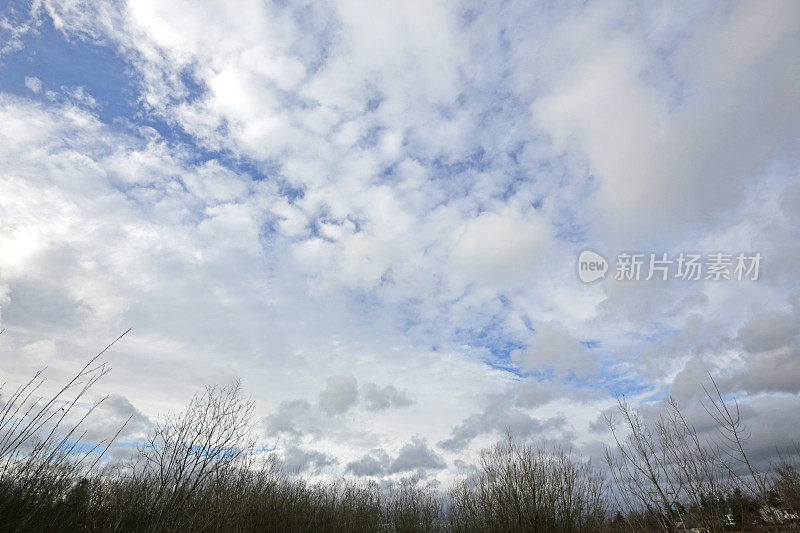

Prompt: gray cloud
xmin=727 ymin=346 xmax=800 ymax=396
xmin=513 ymin=380 xmax=557 ymax=409
xmin=318 ymin=375 xmax=359 ymax=415
xmin=345 ymin=448 xmax=392 ymax=477
xmin=512 ymin=322 xmax=597 ymax=378
xmin=361 ymin=382 xmax=413 ymax=411
xmin=439 ymin=401 xmax=566 ymax=452
xmin=738 ymin=312 xmax=800 ymax=353
xmin=71 ymin=394 xmax=152 ymax=443
xmin=389 ymin=436 xmax=446 ymax=474
xmin=669 ymin=356 xmax=713 ymax=403
xmin=346 ymin=437 xmax=445 ymax=477
xmin=279 ymin=445 xmax=338 ymax=475
xmin=264 ymin=400 xmax=315 ymax=438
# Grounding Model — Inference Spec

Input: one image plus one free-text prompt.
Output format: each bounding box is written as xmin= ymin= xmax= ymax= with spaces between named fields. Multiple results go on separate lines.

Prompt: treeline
xmin=0 ymin=345 xmax=798 ymax=531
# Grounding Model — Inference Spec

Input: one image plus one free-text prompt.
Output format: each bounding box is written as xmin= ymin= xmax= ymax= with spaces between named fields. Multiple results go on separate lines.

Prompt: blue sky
xmin=1 ymin=0 xmax=799 ymax=482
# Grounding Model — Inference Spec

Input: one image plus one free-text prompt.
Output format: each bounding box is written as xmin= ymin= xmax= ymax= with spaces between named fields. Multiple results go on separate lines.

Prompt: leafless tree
xmin=604 ymin=396 xmax=727 ymax=531
xmin=605 ymin=376 xmax=783 ymax=532
xmin=135 ymin=380 xmax=256 ymax=527
xmin=701 ymin=375 xmax=771 ymax=505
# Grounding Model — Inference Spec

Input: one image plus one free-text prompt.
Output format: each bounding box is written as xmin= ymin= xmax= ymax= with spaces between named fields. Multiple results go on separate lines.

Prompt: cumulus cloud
xmin=264 ymin=400 xmax=317 ymax=439
xmin=345 ymin=448 xmax=392 ymax=477
xmin=346 ymin=437 xmax=445 ymax=477
xmin=278 ymin=445 xmax=338 ymax=475
xmin=439 ymin=401 xmax=566 ymax=452
xmin=264 ymin=376 xmax=414 ymax=443
xmin=73 ymin=394 xmax=152 ymax=443
xmin=531 ymin=1 xmax=800 ymax=243
xmin=388 ymin=436 xmax=446 ymax=474
xmin=513 ymin=380 xmax=558 ymax=409
xmin=361 ymin=382 xmax=413 ymax=411
xmin=726 ymin=346 xmax=800 ymax=396
xmin=21 ymin=338 xmax=56 ymax=365
xmin=318 ymin=375 xmax=359 ymax=416
xmin=450 ymin=208 xmax=555 ymax=288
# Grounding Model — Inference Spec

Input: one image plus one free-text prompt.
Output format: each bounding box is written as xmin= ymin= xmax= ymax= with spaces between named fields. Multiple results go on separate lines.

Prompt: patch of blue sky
xmin=393 ymin=298 xmax=445 ymax=345
xmin=0 ymin=14 xmax=137 ymax=123
xmin=592 ymin=352 xmax=657 ymax=398
xmin=510 ymin=344 xmax=656 ymax=397
xmin=0 ymin=12 xmax=185 ymax=151
xmin=627 ymin=323 xmax=683 ymax=345
xmin=390 ymin=290 xmax=529 ymax=375
xmin=455 ymin=320 xmax=525 ymax=362
xmin=187 ymin=149 xmax=287 ymax=192
xmin=499 ymin=169 xmax=538 ymax=204
xmin=277 ymin=1 xmax=338 ymax=76
xmin=429 ymin=148 xmax=491 ymax=182
xmin=53 ymin=439 xmax=109 ymax=457
xmin=520 ymin=313 xmax=535 ymax=333
xmin=552 ymin=209 xmax=593 ymax=246
xmin=484 ymin=358 xmax=524 ymax=378
xmin=454 ymin=319 xmax=527 ymax=376
xmin=599 ymin=373 xmax=655 ymax=399
xmin=642 ymin=385 xmax=672 ymax=403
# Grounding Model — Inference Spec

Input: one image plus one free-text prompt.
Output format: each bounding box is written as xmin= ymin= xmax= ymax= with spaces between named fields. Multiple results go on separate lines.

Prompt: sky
xmin=0 ymin=0 xmax=798 ymax=486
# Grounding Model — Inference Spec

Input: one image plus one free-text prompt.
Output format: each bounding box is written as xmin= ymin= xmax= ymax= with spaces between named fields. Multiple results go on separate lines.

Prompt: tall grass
xmin=0 ymin=330 xmax=130 ymax=531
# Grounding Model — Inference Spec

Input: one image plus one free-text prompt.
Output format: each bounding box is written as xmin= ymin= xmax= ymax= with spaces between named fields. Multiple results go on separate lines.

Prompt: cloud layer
xmin=0 ymin=0 xmax=798 ymax=483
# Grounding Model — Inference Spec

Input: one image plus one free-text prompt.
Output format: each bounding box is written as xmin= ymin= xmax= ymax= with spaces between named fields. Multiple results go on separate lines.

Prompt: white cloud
xmin=21 ymin=338 xmax=56 ymax=364
xmin=450 ymin=207 xmax=555 ymax=289
xmin=24 ymin=76 xmax=42 ymax=93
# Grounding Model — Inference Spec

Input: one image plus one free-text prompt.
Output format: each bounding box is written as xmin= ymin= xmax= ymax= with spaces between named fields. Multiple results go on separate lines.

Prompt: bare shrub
xmin=384 ymin=478 xmax=446 ymax=532
xmin=449 ymin=434 xmax=607 ymax=532
xmin=774 ymin=446 xmax=800 ymax=511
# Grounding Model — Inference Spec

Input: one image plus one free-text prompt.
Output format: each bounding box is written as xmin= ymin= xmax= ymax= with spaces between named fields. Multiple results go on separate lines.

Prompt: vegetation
xmin=0 ymin=337 xmax=798 ymax=532
xmin=449 ymin=437 xmax=606 ymax=532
